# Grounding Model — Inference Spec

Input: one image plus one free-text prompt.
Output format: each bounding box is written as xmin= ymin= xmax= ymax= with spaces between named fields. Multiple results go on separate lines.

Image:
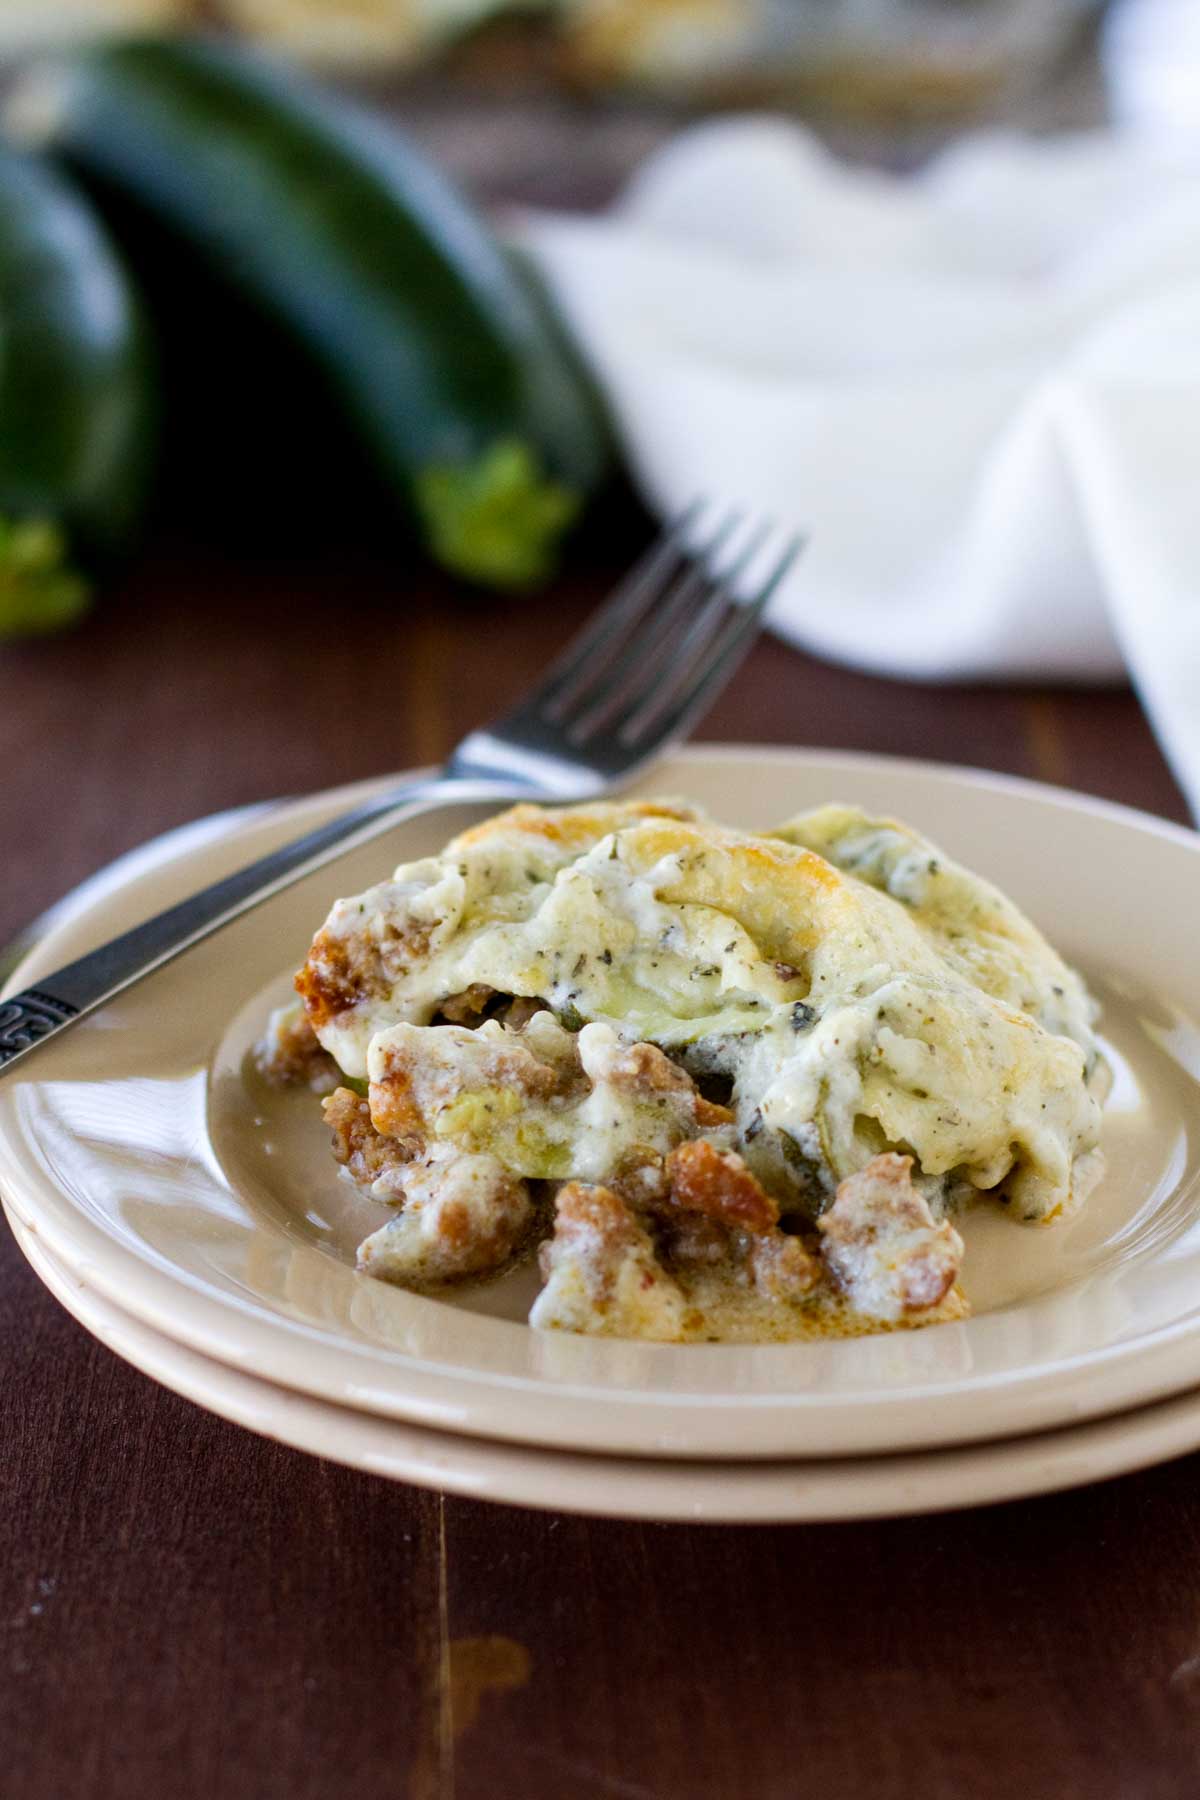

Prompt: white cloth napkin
xmin=521 ymin=120 xmax=1200 ymax=816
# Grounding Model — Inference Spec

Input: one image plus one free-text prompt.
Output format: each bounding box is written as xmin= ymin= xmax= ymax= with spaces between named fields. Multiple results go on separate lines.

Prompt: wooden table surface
xmin=3 ymin=521 xmax=1200 ymax=1800
xmin=3 ymin=50 xmax=1199 ymax=1792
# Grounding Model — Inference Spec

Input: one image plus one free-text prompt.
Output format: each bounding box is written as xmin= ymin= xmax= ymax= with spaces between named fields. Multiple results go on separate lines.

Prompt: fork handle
xmin=0 ymin=773 xmax=517 ymax=1077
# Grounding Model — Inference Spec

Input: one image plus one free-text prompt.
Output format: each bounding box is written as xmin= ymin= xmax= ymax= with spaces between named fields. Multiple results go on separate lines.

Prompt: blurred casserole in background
xmin=0 ymin=0 xmax=1103 ymax=123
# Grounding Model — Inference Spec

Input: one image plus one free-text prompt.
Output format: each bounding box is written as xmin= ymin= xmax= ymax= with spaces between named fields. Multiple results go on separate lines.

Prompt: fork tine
xmin=537 ymin=500 xmax=706 ymax=720
xmin=579 ymin=514 xmax=778 ymax=736
xmin=636 ymin=595 xmax=766 ymax=740
xmin=616 ymin=535 xmax=804 ymax=748
xmin=553 ymin=507 xmax=746 ymax=732
xmin=448 ymin=515 xmax=803 ymax=797
xmin=570 ymin=524 xmax=791 ymax=747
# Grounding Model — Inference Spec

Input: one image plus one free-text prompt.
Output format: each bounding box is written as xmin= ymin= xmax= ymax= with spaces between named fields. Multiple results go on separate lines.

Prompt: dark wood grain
xmin=2 ymin=519 xmax=1197 ymax=1800
xmin=2 ymin=49 xmax=1197 ymax=1786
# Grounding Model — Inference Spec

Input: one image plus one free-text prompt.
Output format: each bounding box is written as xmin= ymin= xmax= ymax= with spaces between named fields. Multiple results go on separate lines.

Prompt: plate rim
xmin=4 ymin=743 xmax=1200 ymax=1462
xmin=12 ymin=1200 xmax=1200 ymax=1523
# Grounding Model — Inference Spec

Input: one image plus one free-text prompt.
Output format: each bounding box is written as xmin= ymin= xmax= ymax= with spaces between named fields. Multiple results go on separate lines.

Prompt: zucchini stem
xmin=0 ymin=517 xmax=90 ymax=638
xmin=415 ymin=440 xmax=579 ymax=590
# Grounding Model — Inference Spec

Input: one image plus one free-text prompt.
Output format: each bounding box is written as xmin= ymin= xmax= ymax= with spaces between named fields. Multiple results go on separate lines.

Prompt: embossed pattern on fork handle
xmin=0 ymin=991 xmax=79 ymax=1067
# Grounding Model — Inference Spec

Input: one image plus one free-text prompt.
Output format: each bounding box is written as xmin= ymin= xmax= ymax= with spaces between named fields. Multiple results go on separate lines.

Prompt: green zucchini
xmin=0 ymin=145 xmax=153 ymax=636
xmin=16 ymin=36 xmax=612 ymax=589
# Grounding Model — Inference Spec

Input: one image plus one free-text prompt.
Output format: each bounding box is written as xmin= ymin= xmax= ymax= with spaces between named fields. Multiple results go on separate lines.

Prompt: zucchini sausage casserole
xmin=257 ymin=799 xmax=1108 ymax=1343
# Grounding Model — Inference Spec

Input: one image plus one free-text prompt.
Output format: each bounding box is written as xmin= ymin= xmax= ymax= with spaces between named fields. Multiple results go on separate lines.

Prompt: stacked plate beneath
xmin=5 ymin=749 xmax=1200 ymax=1522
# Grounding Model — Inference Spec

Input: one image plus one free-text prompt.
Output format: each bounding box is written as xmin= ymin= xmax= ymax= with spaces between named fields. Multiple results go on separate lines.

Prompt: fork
xmin=0 ymin=508 xmax=801 ymax=1075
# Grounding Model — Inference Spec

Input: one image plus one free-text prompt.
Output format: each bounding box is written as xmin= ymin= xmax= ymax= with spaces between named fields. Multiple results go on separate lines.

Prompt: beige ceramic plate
xmin=3 ymin=748 xmax=1200 ymax=1462
xmin=11 ymin=1203 xmax=1200 ymax=1521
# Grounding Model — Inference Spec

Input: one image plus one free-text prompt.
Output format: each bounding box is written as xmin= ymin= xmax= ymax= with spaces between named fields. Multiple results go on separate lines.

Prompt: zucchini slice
xmin=17 ymin=36 xmax=613 ymax=589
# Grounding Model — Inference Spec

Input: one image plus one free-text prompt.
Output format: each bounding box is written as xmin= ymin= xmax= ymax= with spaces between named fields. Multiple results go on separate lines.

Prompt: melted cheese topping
xmin=300 ymin=799 xmax=1106 ymax=1230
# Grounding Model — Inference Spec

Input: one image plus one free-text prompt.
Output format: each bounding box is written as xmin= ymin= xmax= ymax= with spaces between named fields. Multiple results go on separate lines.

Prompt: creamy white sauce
xmin=306 ymin=800 xmax=1107 ymax=1259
